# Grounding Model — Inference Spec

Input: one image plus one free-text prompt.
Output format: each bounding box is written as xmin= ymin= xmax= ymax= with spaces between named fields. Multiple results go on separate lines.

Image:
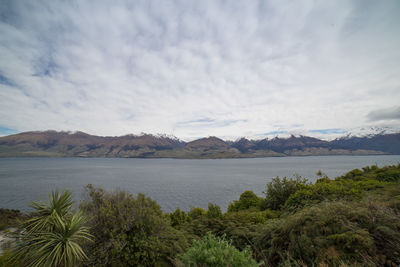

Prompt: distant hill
xmin=185 ymin=137 xmax=230 ymax=150
xmin=0 ymin=131 xmax=184 ymax=158
xmin=330 ymin=133 xmax=400 ymax=154
xmin=0 ymin=131 xmax=399 ymax=158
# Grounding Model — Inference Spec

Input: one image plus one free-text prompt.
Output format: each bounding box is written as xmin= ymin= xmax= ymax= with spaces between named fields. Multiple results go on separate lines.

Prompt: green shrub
xmin=188 ymin=207 xmax=206 ymax=220
xmin=343 ymin=168 xmax=364 ymax=179
xmin=179 ymin=232 xmax=259 ymax=267
xmin=12 ymin=191 xmax=92 ymax=267
xmin=207 ymin=203 xmax=223 ymax=219
xmin=252 ymin=201 xmax=400 ymax=266
xmin=376 ymin=169 xmax=400 ymax=182
xmin=285 ymin=179 xmax=361 ymax=208
xmin=285 ymin=176 xmax=387 ymax=209
xmin=170 ymin=208 xmax=192 ymax=227
xmin=80 ymin=185 xmax=189 ymax=266
xmin=225 ymin=209 xmax=279 ymax=225
xmin=263 ymin=176 xmax=308 ymax=210
xmin=228 ymin=190 xmax=263 ymax=212
xmin=341 ymin=164 xmax=400 ymax=182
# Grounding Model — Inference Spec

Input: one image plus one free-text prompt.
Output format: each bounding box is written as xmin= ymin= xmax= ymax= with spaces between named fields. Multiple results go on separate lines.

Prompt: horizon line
xmin=1 ymin=129 xmax=398 ymax=143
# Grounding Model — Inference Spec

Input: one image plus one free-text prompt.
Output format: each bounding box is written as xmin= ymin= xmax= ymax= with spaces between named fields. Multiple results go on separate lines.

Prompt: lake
xmin=1 ymin=155 xmax=400 ymax=212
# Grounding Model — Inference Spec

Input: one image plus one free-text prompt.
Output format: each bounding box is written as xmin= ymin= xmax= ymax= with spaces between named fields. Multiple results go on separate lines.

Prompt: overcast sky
xmin=0 ymin=0 xmax=399 ymax=140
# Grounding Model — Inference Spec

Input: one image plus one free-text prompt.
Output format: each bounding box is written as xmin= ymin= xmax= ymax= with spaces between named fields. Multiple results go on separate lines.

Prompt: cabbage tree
xmin=13 ymin=190 xmax=92 ymax=267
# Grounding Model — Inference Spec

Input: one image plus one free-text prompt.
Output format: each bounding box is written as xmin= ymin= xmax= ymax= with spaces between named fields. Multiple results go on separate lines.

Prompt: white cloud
xmin=0 ymin=0 xmax=399 ymax=139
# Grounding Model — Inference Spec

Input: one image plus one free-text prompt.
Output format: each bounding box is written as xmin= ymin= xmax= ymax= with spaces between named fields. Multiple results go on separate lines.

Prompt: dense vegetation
xmin=1 ymin=164 xmax=400 ymax=266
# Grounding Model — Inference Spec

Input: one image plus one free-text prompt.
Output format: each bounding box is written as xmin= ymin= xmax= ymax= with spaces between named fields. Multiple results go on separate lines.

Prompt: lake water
xmin=1 ymin=155 xmax=400 ymax=212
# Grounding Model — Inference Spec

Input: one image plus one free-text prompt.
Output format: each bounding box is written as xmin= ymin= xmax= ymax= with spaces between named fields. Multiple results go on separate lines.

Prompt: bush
xmin=252 ymin=201 xmax=400 ymax=266
xmin=285 ymin=175 xmax=387 ymax=209
xmin=12 ymin=191 xmax=92 ymax=267
xmin=207 ymin=203 xmax=223 ymax=219
xmin=179 ymin=232 xmax=259 ymax=267
xmin=170 ymin=208 xmax=191 ymax=227
xmin=80 ymin=185 xmax=189 ymax=266
xmin=225 ymin=210 xmax=279 ymax=225
xmin=263 ymin=176 xmax=308 ymax=210
xmin=228 ymin=190 xmax=263 ymax=212
xmin=343 ymin=168 xmax=364 ymax=179
xmin=188 ymin=207 xmax=206 ymax=220
xmin=285 ymin=179 xmax=361 ymax=208
xmin=341 ymin=164 xmax=400 ymax=182
xmin=376 ymin=169 xmax=400 ymax=182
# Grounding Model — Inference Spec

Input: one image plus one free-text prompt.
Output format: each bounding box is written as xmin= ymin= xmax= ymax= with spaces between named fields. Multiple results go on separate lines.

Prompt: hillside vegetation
xmin=1 ymin=164 xmax=400 ymax=266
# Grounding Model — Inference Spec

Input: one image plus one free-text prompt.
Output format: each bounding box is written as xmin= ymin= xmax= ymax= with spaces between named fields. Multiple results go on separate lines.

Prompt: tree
xmin=188 ymin=207 xmax=206 ymax=220
xmin=170 ymin=208 xmax=191 ymax=227
xmin=206 ymin=203 xmax=222 ymax=219
xmin=13 ymin=190 xmax=92 ymax=267
xmin=80 ymin=185 xmax=189 ymax=266
xmin=228 ymin=190 xmax=263 ymax=212
xmin=263 ymin=176 xmax=308 ymax=210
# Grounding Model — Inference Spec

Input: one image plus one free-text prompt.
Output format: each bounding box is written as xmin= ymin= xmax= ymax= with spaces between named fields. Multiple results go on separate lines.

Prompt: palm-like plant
xmin=13 ymin=190 xmax=92 ymax=267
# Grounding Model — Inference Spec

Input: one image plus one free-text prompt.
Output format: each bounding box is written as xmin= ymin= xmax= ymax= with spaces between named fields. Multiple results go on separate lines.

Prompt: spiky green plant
xmin=13 ymin=190 xmax=92 ymax=267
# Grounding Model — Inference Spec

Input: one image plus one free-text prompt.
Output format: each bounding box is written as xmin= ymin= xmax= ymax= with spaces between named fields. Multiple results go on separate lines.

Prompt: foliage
xmin=0 ymin=251 xmax=20 ymax=267
xmin=182 ymin=164 xmax=400 ymax=266
xmin=224 ymin=210 xmax=279 ymax=225
xmin=179 ymin=232 xmax=259 ymax=267
xmin=376 ymin=168 xmax=400 ymax=182
xmin=12 ymin=190 xmax=92 ymax=267
xmin=284 ymin=178 xmax=363 ymax=208
xmin=284 ymin=165 xmax=400 ymax=209
xmin=341 ymin=164 xmax=400 ymax=182
xmin=228 ymin=191 xmax=263 ymax=212
xmin=3 ymin=163 xmax=400 ymax=266
xmin=252 ymin=200 xmax=400 ymax=266
xmin=263 ymin=176 xmax=308 ymax=210
xmin=170 ymin=208 xmax=191 ymax=227
xmin=79 ymin=185 xmax=189 ymax=266
xmin=206 ymin=203 xmax=223 ymax=219
xmin=183 ymin=208 xmax=279 ymax=255
xmin=219 ymin=210 xmax=280 ymax=253
xmin=188 ymin=207 xmax=206 ymax=220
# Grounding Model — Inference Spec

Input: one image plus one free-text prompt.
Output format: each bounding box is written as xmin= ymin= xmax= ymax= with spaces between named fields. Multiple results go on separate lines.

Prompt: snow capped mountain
xmin=344 ymin=126 xmax=400 ymax=139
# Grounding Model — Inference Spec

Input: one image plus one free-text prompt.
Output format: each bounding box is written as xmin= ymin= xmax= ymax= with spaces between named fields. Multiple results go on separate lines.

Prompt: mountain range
xmin=0 ymin=131 xmax=399 ymax=158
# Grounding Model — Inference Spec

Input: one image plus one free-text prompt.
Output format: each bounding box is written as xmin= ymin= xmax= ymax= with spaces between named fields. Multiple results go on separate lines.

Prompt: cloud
xmin=0 ymin=0 xmax=400 ymax=139
xmin=265 ymin=130 xmax=288 ymax=135
xmin=368 ymin=106 xmax=400 ymax=122
xmin=0 ymin=73 xmax=15 ymax=87
xmin=175 ymin=118 xmax=247 ymax=129
xmin=310 ymin=129 xmax=347 ymax=134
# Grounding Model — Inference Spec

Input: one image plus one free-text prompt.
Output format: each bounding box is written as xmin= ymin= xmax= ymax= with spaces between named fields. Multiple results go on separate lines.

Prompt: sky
xmin=0 ymin=0 xmax=400 ymax=140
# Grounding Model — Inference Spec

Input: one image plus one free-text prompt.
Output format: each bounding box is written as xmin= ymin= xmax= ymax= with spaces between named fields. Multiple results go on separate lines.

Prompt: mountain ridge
xmin=0 ymin=131 xmax=399 ymax=158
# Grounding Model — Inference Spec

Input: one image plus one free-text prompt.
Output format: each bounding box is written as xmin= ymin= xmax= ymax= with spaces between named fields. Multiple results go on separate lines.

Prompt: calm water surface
xmin=1 ymin=155 xmax=400 ymax=212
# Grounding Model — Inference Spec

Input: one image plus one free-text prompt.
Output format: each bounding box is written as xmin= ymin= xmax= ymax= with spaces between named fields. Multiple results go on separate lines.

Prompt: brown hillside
xmin=185 ymin=136 xmax=230 ymax=150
